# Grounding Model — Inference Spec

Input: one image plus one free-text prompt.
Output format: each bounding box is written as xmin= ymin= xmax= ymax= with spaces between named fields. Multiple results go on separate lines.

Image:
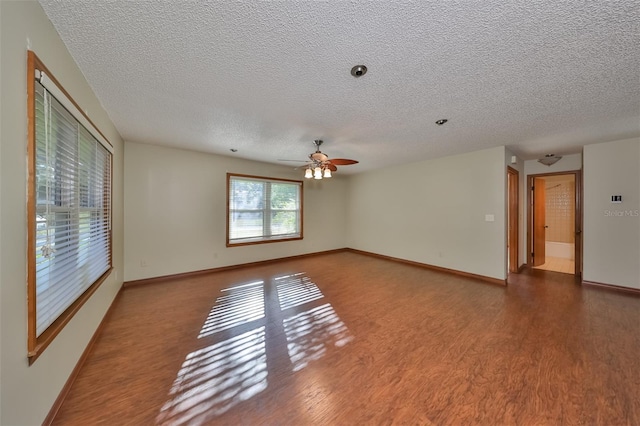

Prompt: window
xmin=227 ymin=174 xmax=303 ymax=246
xmin=27 ymin=51 xmax=113 ymax=363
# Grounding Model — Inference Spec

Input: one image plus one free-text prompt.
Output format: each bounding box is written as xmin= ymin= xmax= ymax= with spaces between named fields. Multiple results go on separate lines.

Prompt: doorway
xmin=528 ymin=171 xmax=582 ymax=276
xmin=507 ymin=167 xmax=519 ymax=273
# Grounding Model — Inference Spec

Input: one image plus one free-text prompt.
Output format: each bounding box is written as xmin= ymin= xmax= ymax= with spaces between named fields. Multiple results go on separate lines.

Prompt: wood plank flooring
xmin=52 ymin=252 xmax=640 ymax=425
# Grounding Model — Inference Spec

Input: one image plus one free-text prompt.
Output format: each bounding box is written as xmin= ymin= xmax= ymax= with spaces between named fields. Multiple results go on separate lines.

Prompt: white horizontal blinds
xmin=37 ymin=70 xmax=113 ymax=154
xmin=229 ymin=176 xmax=301 ymax=243
xmin=34 ymin=80 xmax=112 ymax=337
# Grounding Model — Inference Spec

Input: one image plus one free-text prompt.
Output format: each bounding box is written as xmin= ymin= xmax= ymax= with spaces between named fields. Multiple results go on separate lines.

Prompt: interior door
xmin=532 ymin=177 xmax=546 ymax=266
xmin=508 ymin=168 xmax=519 ymax=273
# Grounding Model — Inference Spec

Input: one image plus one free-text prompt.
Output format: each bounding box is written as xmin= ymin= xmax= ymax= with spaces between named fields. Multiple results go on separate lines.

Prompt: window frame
xmin=26 ymin=51 xmax=114 ymax=364
xmin=226 ymin=173 xmax=303 ymax=247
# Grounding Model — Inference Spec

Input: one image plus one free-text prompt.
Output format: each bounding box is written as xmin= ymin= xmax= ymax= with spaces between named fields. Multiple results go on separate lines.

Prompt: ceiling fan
xmin=281 ymin=140 xmax=359 ymax=179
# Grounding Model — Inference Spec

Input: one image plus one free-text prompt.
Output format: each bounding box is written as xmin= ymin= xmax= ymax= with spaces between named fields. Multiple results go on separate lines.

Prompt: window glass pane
xmin=271 ymin=211 xmax=298 ymax=236
xmin=271 ymin=183 xmax=299 ymax=210
xmin=231 ymin=179 xmax=264 ymax=210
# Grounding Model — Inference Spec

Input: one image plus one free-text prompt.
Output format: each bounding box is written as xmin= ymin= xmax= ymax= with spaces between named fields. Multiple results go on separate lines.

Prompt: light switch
xmin=485 ymin=214 xmax=495 ymax=222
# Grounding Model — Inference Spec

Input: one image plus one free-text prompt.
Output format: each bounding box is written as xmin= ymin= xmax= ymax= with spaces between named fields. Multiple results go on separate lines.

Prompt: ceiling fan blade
xmin=278 ymin=159 xmax=310 ymax=163
xmin=329 ymin=158 xmax=359 ymax=165
xmin=327 ymin=163 xmax=338 ymax=172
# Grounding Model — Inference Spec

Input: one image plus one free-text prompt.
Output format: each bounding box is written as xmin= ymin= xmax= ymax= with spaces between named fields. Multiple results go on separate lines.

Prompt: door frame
xmin=527 ymin=170 xmax=583 ymax=276
xmin=507 ymin=167 xmax=519 ymax=273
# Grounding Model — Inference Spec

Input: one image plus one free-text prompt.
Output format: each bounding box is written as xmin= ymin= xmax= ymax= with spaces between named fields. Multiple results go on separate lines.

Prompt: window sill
xmin=227 ymin=235 xmax=302 ymax=247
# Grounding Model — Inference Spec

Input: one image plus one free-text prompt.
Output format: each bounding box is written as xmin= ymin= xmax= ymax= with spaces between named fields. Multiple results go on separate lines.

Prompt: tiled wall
xmin=545 ymin=180 xmax=575 ymax=243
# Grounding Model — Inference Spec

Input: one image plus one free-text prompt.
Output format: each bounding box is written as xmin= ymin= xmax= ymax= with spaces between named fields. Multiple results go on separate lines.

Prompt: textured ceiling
xmin=39 ymin=0 xmax=640 ymax=174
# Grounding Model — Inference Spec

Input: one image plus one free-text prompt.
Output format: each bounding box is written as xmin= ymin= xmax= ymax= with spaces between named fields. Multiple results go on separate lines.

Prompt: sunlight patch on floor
xmin=198 ymin=281 xmax=265 ymax=338
xmin=284 ymin=303 xmax=353 ymax=372
xmin=275 ymin=272 xmax=324 ymax=310
xmin=157 ymin=327 xmax=267 ymax=425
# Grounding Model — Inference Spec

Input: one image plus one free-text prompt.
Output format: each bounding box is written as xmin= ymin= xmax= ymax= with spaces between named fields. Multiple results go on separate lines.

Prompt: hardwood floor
xmin=52 ymin=252 xmax=640 ymax=425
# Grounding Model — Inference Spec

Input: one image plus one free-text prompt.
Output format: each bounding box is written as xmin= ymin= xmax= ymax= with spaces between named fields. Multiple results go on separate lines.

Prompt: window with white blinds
xmin=27 ymin=51 xmax=113 ymax=362
xmin=227 ymin=174 xmax=302 ymax=246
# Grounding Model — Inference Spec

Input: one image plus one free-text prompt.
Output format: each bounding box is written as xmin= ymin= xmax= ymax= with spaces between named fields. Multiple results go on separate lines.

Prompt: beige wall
xmin=124 ymin=142 xmax=348 ymax=281
xmin=584 ymin=138 xmax=640 ymax=289
xmin=0 ymin=2 xmax=125 ymax=424
xmin=347 ymin=146 xmax=507 ymax=280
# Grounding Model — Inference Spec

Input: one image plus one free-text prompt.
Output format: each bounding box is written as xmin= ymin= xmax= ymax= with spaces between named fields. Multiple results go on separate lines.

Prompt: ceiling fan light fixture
xmin=290 ymin=139 xmax=359 ymax=180
xmin=538 ymin=154 xmax=562 ymax=166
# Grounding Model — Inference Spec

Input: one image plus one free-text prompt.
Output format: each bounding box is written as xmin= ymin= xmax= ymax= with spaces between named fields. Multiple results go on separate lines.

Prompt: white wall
xmin=583 ymin=138 xmax=640 ymax=289
xmin=0 ymin=2 xmax=125 ymax=424
xmin=347 ymin=146 xmax=507 ymax=280
xmin=124 ymin=142 xmax=348 ymax=281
